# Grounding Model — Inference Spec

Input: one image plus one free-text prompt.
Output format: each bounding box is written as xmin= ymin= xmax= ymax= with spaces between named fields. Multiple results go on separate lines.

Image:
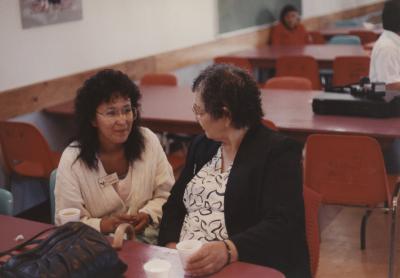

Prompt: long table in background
xmin=0 ymin=215 xmax=284 ymax=278
xmin=227 ymin=44 xmax=368 ymax=69
xmin=45 ymin=86 xmax=400 ymax=146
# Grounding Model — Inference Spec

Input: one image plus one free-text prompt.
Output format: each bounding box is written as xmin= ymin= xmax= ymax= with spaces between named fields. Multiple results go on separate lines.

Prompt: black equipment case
xmin=312 ymin=91 xmax=400 ymax=118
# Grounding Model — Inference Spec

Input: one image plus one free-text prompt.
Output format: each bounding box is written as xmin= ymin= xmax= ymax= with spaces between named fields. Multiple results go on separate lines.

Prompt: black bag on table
xmin=0 ymin=222 xmax=127 ymax=278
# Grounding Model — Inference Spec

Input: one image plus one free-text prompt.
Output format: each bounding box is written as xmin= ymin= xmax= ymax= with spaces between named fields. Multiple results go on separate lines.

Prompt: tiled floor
xmin=317 ymin=206 xmax=398 ymax=278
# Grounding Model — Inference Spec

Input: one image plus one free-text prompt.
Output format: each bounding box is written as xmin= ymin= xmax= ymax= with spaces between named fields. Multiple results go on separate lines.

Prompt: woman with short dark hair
xmin=55 ymin=69 xmax=174 ymax=244
xmin=270 ymin=4 xmax=309 ymax=45
xmin=159 ymin=64 xmax=310 ymax=277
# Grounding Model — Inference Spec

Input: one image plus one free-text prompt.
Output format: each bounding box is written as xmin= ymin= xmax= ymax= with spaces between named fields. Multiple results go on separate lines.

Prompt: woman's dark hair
xmin=280 ymin=4 xmax=299 ymax=25
xmin=383 ymin=0 xmax=400 ymax=33
xmin=74 ymin=69 xmax=144 ymax=169
xmin=192 ymin=64 xmax=264 ymax=129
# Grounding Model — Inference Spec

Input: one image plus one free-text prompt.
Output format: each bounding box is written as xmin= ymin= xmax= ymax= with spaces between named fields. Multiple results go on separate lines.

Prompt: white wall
xmin=302 ymin=0 xmax=384 ymax=18
xmin=0 ymin=0 xmax=384 ymax=92
xmin=0 ymin=0 xmax=217 ymax=92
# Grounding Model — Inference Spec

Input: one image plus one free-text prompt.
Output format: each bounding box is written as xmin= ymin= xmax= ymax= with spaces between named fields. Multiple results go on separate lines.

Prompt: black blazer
xmin=158 ymin=124 xmax=310 ymax=278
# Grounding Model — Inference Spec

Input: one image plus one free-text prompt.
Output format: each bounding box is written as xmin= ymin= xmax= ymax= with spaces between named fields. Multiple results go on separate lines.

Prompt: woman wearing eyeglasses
xmin=55 ymin=69 xmax=174 ymax=243
xmin=158 ymin=64 xmax=310 ymax=277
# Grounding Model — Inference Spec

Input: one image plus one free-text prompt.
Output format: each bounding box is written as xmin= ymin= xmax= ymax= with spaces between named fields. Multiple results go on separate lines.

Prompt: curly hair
xmin=74 ymin=69 xmax=145 ymax=169
xmin=192 ymin=64 xmax=264 ymax=129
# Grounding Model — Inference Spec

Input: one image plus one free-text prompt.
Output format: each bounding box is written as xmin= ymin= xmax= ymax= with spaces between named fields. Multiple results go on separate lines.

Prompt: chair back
xmin=303 ymin=186 xmax=322 ymax=278
xmin=0 ymin=188 xmax=13 ymax=215
xmin=349 ymin=30 xmax=379 ymax=45
xmin=303 ymin=134 xmax=390 ymax=206
xmin=214 ymin=56 xmax=253 ymax=75
xmin=140 ymin=73 xmax=177 ymax=86
xmin=49 ymin=169 xmax=57 ymax=223
xmin=328 ymin=35 xmax=361 ymax=45
xmin=334 ymin=19 xmax=361 ymax=27
xmin=332 ymin=56 xmax=370 ymax=87
xmin=0 ymin=121 xmax=59 ymax=179
xmin=262 ymin=76 xmax=313 ymax=90
xmin=308 ymin=31 xmax=326 ymax=44
xmin=276 ymin=56 xmax=321 ymax=90
xmin=261 ymin=119 xmax=278 ymax=131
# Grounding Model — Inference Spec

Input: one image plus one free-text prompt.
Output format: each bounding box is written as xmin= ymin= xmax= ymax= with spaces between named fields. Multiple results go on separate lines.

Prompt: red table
xmin=45 ymin=86 xmax=400 ymax=145
xmin=0 ymin=215 xmax=284 ymax=278
xmin=228 ymin=45 xmax=368 ymax=69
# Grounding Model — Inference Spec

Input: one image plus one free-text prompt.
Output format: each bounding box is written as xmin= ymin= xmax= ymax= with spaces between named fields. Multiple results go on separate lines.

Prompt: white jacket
xmin=55 ymin=127 xmax=174 ymax=231
xmin=370 ymin=30 xmax=400 ymax=84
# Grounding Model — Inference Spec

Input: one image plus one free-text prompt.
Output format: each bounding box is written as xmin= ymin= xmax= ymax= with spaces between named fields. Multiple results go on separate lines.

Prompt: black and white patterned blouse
xmin=180 ymin=147 xmax=231 ymax=242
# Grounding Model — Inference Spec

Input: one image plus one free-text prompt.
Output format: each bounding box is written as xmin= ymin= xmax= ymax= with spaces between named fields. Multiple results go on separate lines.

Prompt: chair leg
xmin=388 ymin=208 xmax=397 ymax=278
xmin=360 ymin=209 xmax=372 ymax=250
xmin=388 ymin=182 xmax=400 ymax=278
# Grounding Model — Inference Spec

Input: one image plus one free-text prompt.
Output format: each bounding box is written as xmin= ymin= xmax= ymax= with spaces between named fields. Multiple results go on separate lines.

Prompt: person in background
xmin=369 ymin=0 xmax=400 ymax=90
xmin=55 ymin=69 xmax=174 ymax=244
xmin=158 ymin=64 xmax=310 ymax=278
xmin=270 ymin=4 xmax=310 ymax=45
xmin=370 ymin=0 xmax=400 ymax=182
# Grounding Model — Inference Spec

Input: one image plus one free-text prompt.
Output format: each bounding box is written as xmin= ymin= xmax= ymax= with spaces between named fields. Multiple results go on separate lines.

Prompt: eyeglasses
xmin=97 ymin=106 xmax=137 ymax=120
xmin=192 ymin=104 xmax=206 ymax=116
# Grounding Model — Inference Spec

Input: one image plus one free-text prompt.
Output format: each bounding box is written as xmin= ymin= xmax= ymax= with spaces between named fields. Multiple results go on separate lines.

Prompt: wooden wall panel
xmin=0 ymin=57 xmax=156 ymax=120
xmin=303 ymin=2 xmax=384 ymax=30
xmin=0 ymin=2 xmax=383 ymax=120
xmin=155 ymin=28 xmax=271 ymax=72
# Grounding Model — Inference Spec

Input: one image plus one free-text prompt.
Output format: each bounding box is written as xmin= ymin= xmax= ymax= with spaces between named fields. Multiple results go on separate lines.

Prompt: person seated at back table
xmin=158 ymin=64 xmax=310 ymax=278
xmin=369 ymin=0 xmax=400 ymax=91
xmin=270 ymin=4 xmax=310 ymax=46
xmin=369 ymin=0 xmax=400 ymax=179
xmin=55 ymin=69 xmax=174 ymax=244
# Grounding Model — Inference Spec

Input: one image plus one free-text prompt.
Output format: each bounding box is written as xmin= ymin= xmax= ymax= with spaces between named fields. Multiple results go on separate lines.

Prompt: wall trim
xmin=0 ymin=2 xmax=383 ymax=120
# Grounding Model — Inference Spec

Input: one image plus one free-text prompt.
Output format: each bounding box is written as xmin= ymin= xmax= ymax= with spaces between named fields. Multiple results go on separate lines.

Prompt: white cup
xmin=176 ymin=240 xmax=203 ymax=269
xmin=58 ymin=208 xmax=80 ymax=225
xmin=143 ymin=258 xmax=171 ymax=278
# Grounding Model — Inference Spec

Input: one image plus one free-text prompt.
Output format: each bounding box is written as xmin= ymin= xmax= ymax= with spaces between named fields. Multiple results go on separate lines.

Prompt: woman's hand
xmin=100 ymin=215 xmax=124 ymax=234
xmin=116 ymin=213 xmax=136 ymax=223
xmin=185 ymin=241 xmax=231 ymax=276
xmin=100 ymin=213 xmax=135 ymax=234
xmin=131 ymin=212 xmax=150 ymax=234
xmin=100 ymin=212 xmax=150 ymax=234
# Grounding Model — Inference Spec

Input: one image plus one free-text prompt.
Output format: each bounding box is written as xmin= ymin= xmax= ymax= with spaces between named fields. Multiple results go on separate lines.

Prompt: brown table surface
xmin=319 ymin=26 xmax=383 ymax=40
xmin=45 ymin=86 xmax=400 ymax=144
xmin=0 ymin=215 xmax=284 ymax=278
xmin=227 ymin=45 xmax=368 ymax=69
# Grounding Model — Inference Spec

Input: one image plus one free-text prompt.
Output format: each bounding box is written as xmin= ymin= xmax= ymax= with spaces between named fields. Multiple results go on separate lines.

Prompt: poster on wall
xmin=19 ymin=0 xmax=83 ymax=29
